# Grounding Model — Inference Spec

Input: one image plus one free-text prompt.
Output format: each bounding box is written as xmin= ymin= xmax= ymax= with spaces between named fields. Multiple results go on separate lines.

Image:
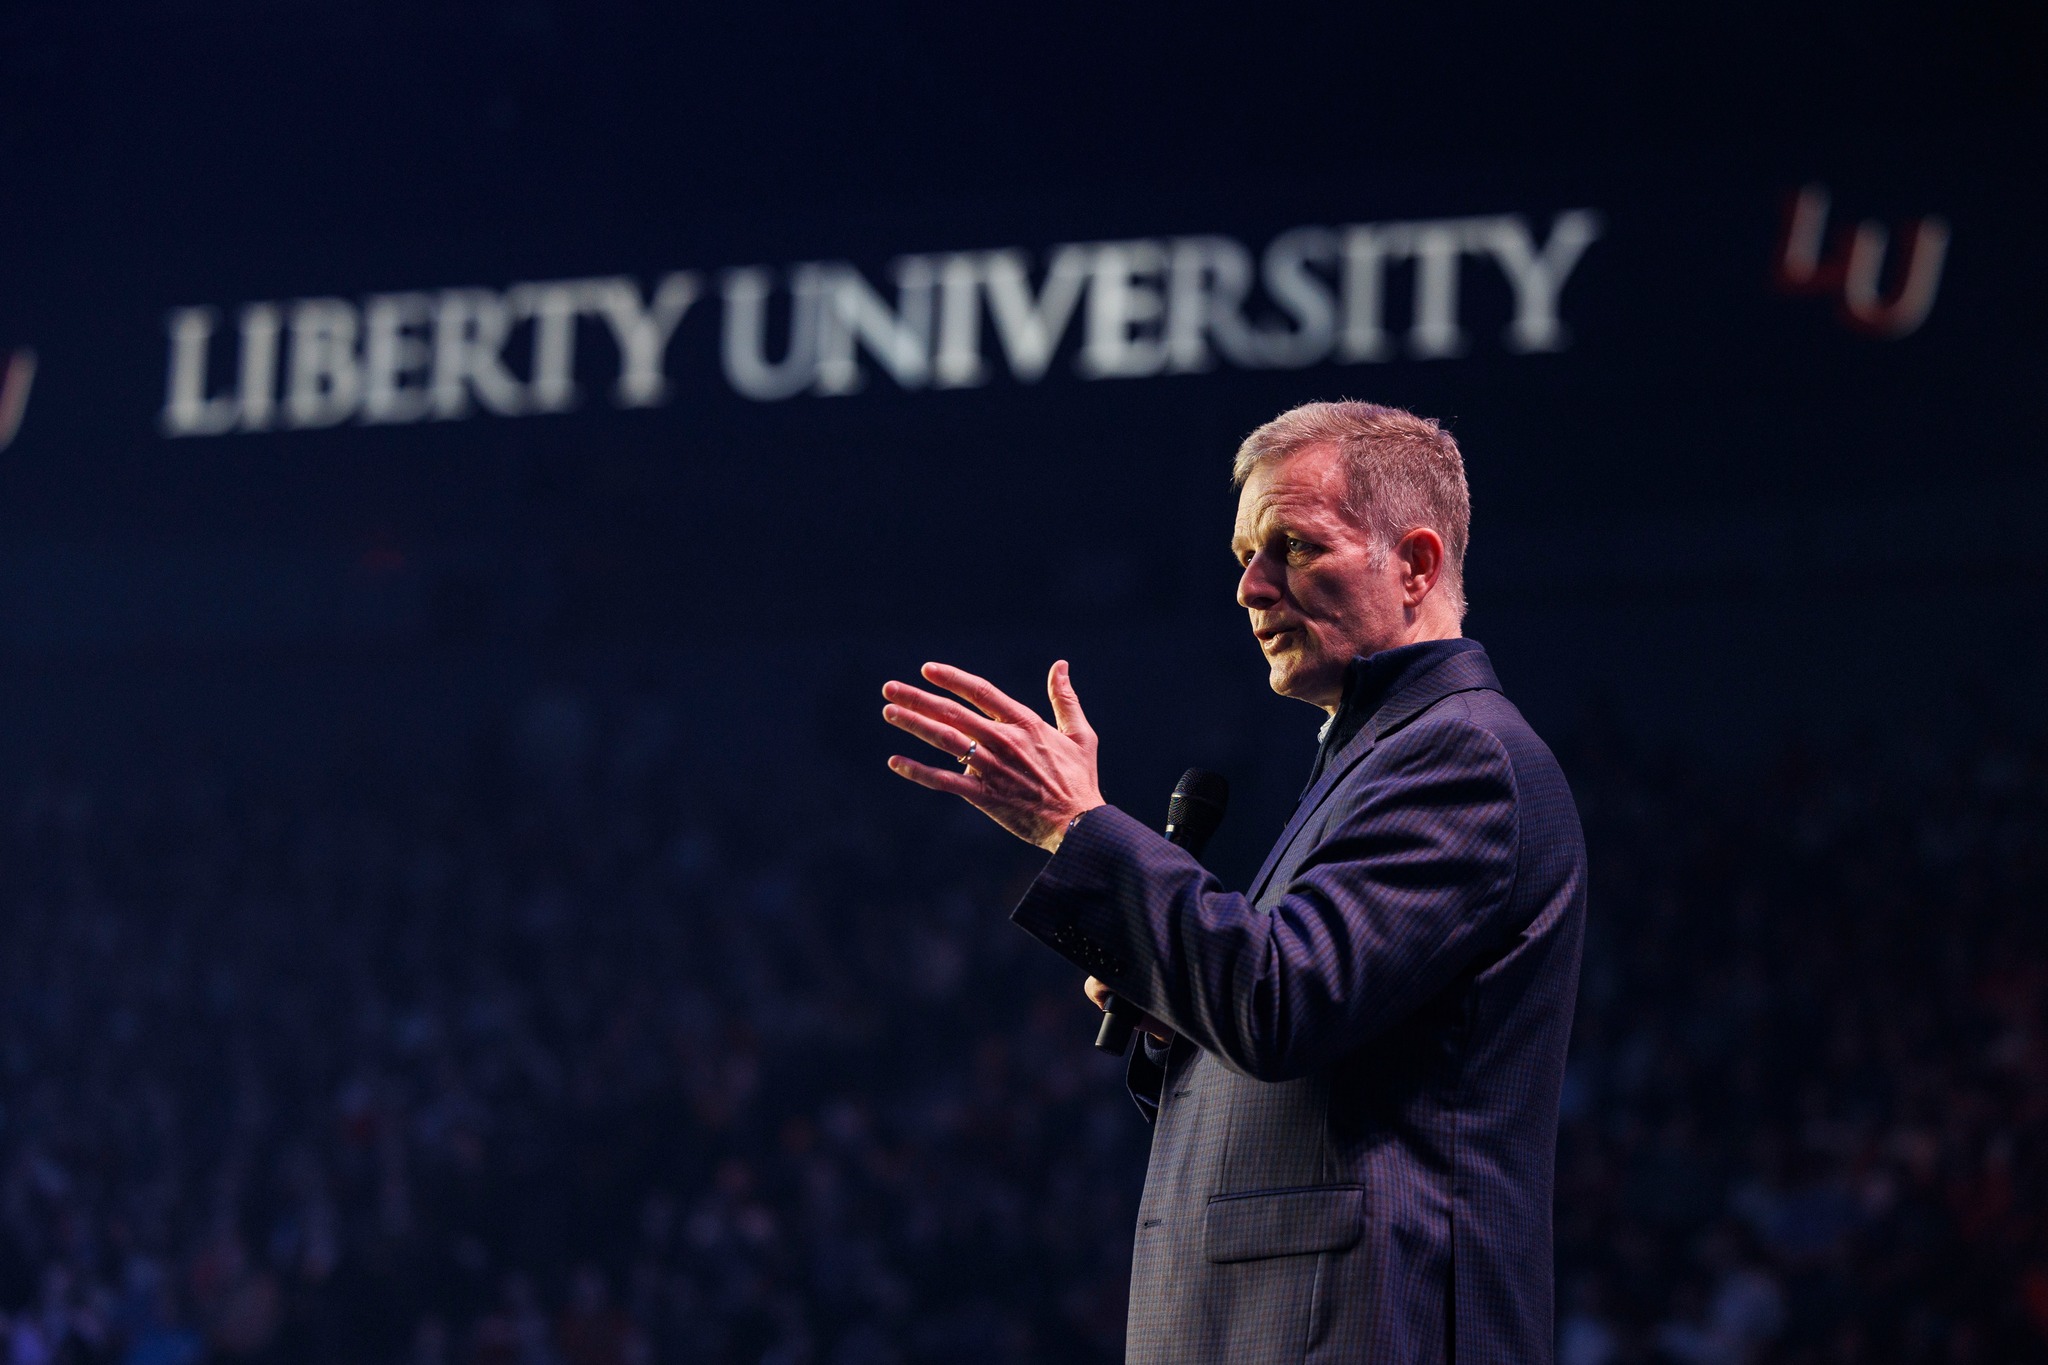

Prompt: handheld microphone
xmin=1095 ymin=768 xmax=1229 ymax=1054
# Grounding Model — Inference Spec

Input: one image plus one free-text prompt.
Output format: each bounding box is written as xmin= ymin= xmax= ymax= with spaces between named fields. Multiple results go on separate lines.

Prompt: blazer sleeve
xmin=1012 ymin=715 xmax=1521 ymax=1083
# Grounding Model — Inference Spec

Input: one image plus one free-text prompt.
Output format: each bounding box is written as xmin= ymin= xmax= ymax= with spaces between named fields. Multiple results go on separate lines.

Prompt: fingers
xmin=886 ymin=755 xmax=982 ymax=798
xmin=920 ymin=662 xmax=1036 ymax=723
xmin=880 ymin=699 xmax=976 ymax=763
xmin=1046 ymin=659 xmax=1093 ymax=739
xmin=881 ymin=682 xmax=1013 ymax=754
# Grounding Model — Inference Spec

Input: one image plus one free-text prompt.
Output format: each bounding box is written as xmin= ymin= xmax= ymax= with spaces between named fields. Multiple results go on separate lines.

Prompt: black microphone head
xmin=1165 ymin=767 xmax=1230 ymax=858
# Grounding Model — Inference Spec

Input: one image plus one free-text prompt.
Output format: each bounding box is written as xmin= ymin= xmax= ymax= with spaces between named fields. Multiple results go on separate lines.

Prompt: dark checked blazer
xmin=1012 ymin=639 xmax=1586 ymax=1365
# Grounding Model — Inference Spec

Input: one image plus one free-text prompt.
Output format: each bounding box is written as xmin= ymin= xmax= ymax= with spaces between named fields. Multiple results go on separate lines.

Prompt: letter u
xmin=722 ymin=267 xmax=824 ymax=401
xmin=1837 ymin=218 xmax=1950 ymax=339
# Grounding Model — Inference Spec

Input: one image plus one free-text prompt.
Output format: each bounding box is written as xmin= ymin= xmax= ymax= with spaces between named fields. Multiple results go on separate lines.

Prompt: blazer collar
xmin=1351 ymin=637 xmax=1498 ymax=744
xmin=1248 ymin=638 xmax=1503 ymax=901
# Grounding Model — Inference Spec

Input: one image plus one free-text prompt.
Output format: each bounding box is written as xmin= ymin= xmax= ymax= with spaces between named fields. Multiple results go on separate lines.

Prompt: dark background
xmin=0 ymin=4 xmax=2044 ymax=1363
xmin=3 ymin=1 xmax=2044 ymax=822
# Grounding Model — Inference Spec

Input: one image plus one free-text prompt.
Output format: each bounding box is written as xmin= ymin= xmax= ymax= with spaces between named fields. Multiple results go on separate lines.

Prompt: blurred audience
xmin=1555 ymin=710 xmax=2047 ymax=1364
xmin=1 ymin=695 xmax=2042 ymax=1363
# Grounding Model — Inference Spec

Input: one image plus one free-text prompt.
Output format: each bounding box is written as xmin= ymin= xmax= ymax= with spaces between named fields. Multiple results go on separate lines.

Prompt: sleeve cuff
xmin=1010 ymin=803 xmax=1170 ymax=985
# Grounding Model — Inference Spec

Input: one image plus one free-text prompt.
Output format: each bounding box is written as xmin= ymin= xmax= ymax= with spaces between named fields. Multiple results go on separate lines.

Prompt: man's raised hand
xmin=882 ymin=660 xmax=1103 ymax=851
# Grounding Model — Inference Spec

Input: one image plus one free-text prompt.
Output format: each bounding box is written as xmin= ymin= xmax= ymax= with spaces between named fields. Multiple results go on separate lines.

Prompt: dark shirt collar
xmin=1307 ymin=637 xmax=1483 ymax=789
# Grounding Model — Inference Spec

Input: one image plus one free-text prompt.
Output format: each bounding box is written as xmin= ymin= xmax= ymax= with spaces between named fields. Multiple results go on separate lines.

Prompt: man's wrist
xmin=1044 ymin=803 xmax=1104 ymax=854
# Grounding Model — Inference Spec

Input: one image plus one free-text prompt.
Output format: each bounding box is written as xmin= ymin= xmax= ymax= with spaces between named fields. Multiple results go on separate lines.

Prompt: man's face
xmin=1232 ymin=442 xmax=1408 ymax=711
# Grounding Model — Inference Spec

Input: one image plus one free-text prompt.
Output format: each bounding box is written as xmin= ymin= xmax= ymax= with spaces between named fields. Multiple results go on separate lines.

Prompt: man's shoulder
xmin=1366 ymin=686 xmax=1568 ymax=801
xmin=1336 ymin=691 xmax=1584 ymax=888
xmin=1424 ymin=685 xmax=1536 ymax=744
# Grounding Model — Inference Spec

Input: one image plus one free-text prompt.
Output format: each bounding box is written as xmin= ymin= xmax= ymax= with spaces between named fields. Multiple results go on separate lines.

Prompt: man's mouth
xmin=1255 ymin=624 xmax=1300 ymax=649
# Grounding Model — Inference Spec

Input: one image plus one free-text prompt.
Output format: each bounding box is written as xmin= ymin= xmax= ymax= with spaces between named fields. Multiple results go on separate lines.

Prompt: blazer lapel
xmin=1245 ymin=644 xmax=1506 ymax=904
xmin=1247 ymin=724 xmax=1379 ymax=902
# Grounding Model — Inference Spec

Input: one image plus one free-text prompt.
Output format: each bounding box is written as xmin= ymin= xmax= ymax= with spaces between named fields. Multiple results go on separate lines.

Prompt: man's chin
xmin=1266 ymin=663 xmax=1311 ymax=702
xmin=1268 ymin=658 xmax=1342 ymax=708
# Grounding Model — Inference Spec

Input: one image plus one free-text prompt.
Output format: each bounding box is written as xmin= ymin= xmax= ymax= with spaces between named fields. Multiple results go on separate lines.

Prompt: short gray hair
xmin=1232 ymin=399 xmax=1470 ymax=618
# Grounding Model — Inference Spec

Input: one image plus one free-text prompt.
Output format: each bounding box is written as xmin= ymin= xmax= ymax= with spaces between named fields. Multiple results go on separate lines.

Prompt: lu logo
xmin=1774 ymin=185 xmax=1949 ymax=339
xmin=0 ymin=348 xmax=34 ymax=452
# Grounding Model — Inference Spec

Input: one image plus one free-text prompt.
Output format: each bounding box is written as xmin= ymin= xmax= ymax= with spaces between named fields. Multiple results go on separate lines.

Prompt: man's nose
xmin=1237 ymin=553 xmax=1281 ymax=609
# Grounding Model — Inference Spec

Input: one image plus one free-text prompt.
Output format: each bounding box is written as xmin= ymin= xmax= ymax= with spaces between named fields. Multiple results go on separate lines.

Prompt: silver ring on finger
xmin=957 ymin=739 xmax=979 ymax=768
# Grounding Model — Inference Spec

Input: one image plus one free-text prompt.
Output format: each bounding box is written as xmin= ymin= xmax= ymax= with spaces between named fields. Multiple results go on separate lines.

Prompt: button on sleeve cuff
xmin=1011 ymin=803 xmax=1164 ymax=984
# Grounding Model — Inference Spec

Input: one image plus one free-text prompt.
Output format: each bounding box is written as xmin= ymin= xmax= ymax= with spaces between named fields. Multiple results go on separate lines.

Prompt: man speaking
xmin=881 ymin=401 xmax=1586 ymax=1365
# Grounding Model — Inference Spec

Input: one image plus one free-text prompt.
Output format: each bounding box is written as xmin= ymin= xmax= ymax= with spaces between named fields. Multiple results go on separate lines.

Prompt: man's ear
xmin=1396 ymin=527 xmax=1445 ymax=606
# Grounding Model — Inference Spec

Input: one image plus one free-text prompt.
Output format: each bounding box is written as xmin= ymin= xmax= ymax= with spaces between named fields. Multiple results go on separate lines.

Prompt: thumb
xmin=1047 ymin=659 xmax=1092 ymax=738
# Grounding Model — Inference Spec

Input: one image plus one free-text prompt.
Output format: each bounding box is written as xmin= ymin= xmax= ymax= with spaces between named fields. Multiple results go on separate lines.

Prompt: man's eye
xmin=1286 ymin=537 xmax=1313 ymax=557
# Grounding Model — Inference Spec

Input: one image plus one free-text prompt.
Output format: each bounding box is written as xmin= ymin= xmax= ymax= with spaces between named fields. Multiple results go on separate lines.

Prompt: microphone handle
xmin=1095 ymin=994 xmax=1140 ymax=1054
